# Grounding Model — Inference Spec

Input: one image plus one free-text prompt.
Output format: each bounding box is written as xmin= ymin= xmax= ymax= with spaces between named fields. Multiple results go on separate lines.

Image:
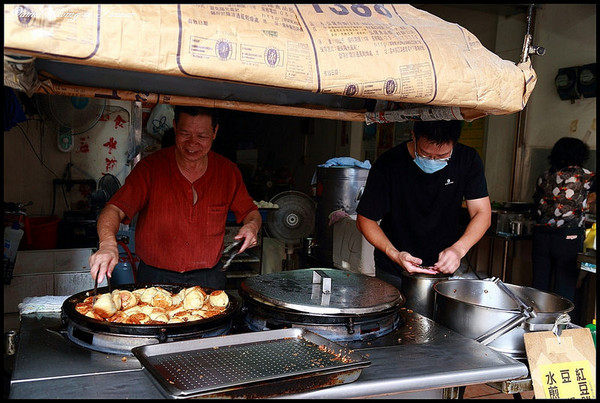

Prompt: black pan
xmin=61 ymin=283 xmax=241 ymax=337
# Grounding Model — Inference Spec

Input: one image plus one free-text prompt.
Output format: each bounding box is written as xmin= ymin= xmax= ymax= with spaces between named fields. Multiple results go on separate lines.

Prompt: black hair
xmin=413 ymin=120 xmax=462 ymax=145
xmin=173 ymin=105 xmax=219 ymax=130
xmin=548 ymin=137 xmax=590 ymax=170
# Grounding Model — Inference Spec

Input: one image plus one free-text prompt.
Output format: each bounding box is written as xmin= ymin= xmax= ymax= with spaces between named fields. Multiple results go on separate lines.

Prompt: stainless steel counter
xmin=8 ymin=308 xmax=528 ymax=399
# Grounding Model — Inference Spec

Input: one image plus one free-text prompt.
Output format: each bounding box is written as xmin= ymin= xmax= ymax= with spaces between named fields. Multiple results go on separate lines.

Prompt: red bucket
xmin=22 ymin=216 xmax=60 ymax=250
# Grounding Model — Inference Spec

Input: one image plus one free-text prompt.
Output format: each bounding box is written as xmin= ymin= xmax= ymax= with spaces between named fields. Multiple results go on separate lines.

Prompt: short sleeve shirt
xmin=356 ymin=141 xmax=488 ymax=268
xmin=109 ymin=148 xmax=257 ymax=271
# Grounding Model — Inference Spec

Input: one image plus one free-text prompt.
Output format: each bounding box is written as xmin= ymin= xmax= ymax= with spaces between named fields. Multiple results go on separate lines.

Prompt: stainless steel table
xmin=8 ymin=308 xmax=528 ymax=399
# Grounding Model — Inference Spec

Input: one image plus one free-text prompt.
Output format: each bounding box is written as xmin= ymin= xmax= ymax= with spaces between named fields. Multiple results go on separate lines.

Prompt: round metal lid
xmin=240 ymin=268 xmax=404 ymax=315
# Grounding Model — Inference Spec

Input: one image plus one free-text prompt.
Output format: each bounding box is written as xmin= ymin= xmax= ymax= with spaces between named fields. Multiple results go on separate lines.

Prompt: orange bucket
xmin=23 ymin=216 xmax=60 ymax=250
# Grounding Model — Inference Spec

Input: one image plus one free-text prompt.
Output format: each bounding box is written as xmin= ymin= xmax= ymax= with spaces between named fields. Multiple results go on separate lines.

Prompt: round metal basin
xmin=433 ymin=279 xmax=573 ymax=359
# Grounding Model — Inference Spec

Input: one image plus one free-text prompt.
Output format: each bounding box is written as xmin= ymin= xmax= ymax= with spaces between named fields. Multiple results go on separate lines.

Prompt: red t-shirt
xmin=109 ymin=148 xmax=257 ymax=271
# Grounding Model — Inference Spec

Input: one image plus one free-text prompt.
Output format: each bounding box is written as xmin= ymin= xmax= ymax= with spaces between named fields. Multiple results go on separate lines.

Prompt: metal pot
xmin=433 ymin=279 xmax=574 ymax=360
xmin=400 ymin=271 xmax=451 ymax=318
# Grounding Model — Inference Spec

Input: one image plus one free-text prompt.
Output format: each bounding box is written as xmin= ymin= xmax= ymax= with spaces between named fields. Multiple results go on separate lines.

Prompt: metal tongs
xmin=490 ymin=276 xmax=537 ymax=319
xmin=91 ymin=272 xmax=111 ymax=305
xmin=221 ymin=240 xmax=243 ymax=271
xmin=92 ymin=275 xmax=99 ymax=305
xmin=476 ymin=277 xmax=537 ymax=346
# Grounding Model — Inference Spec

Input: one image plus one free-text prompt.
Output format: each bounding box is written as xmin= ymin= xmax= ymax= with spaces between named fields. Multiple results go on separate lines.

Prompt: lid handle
xmin=312 ymin=270 xmax=332 ymax=294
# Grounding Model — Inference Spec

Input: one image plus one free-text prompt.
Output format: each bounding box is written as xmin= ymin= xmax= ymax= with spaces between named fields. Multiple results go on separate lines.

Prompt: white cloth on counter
xmin=18 ymin=296 xmax=70 ymax=315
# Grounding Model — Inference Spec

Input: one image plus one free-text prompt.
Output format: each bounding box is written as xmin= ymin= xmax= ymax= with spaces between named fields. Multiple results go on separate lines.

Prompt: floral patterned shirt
xmin=533 ymin=165 xmax=595 ymax=228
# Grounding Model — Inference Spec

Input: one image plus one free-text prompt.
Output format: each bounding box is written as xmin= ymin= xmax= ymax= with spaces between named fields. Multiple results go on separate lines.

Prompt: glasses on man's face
xmin=415 ymin=147 xmax=453 ymax=162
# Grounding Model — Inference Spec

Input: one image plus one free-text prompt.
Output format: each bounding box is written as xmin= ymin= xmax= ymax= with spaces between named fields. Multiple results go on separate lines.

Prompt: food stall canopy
xmin=4 ymin=4 xmax=537 ymax=122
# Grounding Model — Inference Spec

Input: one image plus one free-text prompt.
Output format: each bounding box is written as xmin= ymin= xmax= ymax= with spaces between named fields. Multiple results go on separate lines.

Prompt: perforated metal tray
xmin=132 ymin=328 xmax=370 ymax=398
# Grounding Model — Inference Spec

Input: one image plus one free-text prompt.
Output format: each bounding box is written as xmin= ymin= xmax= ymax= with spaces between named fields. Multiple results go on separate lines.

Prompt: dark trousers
xmin=136 ymin=260 xmax=227 ymax=290
xmin=531 ymin=226 xmax=584 ymax=305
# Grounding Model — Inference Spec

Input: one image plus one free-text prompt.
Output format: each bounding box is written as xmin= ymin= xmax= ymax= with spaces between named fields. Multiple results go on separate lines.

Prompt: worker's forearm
xmin=242 ymin=210 xmax=262 ymax=234
xmin=452 ymin=209 xmax=491 ymax=258
xmin=96 ymin=204 xmax=125 ymax=247
xmin=356 ymin=215 xmax=397 ymax=256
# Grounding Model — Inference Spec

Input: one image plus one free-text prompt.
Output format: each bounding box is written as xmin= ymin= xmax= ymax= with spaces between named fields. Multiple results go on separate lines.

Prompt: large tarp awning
xmin=4 ymin=4 xmax=537 ymax=122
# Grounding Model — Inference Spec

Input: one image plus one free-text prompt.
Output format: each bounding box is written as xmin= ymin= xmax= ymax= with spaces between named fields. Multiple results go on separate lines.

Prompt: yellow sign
xmin=538 ymin=360 xmax=595 ymax=399
xmin=524 ymin=329 xmax=596 ymax=399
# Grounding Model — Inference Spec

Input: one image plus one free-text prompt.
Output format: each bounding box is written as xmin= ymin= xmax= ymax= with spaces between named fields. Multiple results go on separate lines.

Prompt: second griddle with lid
xmin=240 ymin=268 xmax=404 ymax=315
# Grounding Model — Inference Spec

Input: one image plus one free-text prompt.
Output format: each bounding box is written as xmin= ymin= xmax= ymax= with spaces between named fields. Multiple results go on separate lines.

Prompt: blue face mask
xmin=413 ymin=143 xmax=449 ymax=174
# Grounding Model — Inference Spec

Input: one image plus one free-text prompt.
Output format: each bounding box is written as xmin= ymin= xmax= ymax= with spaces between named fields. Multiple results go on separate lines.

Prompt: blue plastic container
xmin=111 ymin=259 xmax=135 ymax=285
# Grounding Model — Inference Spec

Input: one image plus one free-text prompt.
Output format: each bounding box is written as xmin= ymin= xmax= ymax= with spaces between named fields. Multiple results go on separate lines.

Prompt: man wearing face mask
xmin=356 ymin=120 xmax=491 ymax=289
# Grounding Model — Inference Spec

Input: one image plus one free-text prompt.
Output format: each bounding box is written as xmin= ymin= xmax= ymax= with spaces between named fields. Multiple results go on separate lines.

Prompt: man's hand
xmin=89 ymin=241 xmax=119 ymax=283
xmin=432 ymin=246 xmax=463 ymax=274
xmin=235 ymin=210 xmax=262 ymax=253
xmin=388 ymin=249 xmax=439 ymax=275
xmin=89 ymin=204 xmax=126 ymax=283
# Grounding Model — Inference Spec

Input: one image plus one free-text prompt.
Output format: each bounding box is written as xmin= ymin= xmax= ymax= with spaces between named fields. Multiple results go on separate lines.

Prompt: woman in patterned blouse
xmin=531 ymin=137 xmax=596 ymax=322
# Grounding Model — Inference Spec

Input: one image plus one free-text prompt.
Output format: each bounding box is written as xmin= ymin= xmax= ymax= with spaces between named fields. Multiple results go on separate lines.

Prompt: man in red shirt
xmin=89 ymin=106 xmax=261 ymax=289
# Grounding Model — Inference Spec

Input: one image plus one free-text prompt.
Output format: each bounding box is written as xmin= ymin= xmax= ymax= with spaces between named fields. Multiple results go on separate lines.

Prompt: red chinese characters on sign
xmin=114 ymin=114 xmax=126 ymax=129
xmin=103 ymin=137 xmax=117 ymax=154
xmin=76 ymin=135 xmax=90 ymax=153
xmin=105 ymin=157 xmax=117 ymax=172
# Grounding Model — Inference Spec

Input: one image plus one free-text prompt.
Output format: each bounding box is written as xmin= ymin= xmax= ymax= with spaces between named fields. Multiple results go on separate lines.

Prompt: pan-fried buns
xmin=85 ymin=309 xmax=104 ymax=320
xmin=75 ymin=302 xmax=92 ymax=316
xmin=167 ymin=317 xmax=184 ymax=324
xmin=93 ymin=293 xmax=118 ymax=318
xmin=167 ymin=303 xmax=186 ymax=317
xmin=111 ymin=290 xmax=122 ymax=311
xmin=152 ymin=288 xmax=173 ymax=308
xmin=140 ymin=305 xmax=156 ymax=316
xmin=132 ymin=288 xmax=145 ymax=299
xmin=149 ymin=312 xmax=169 ymax=323
xmin=75 ymin=286 xmax=229 ymax=324
xmin=107 ymin=311 xmax=128 ymax=323
xmin=186 ymin=314 xmax=203 ymax=322
xmin=125 ymin=312 xmax=151 ymax=324
xmin=122 ymin=305 xmax=143 ymax=316
xmin=139 ymin=287 xmax=158 ymax=304
xmin=118 ymin=290 xmax=139 ymax=310
xmin=208 ymin=290 xmax=229 ymax=307
xmin=183 ymin=288 xmax=205 ymax=310
xmin=171 ymin=289 xmax=185 ymax=305
xmin=184 ymin=286 xmax=207 ymax=299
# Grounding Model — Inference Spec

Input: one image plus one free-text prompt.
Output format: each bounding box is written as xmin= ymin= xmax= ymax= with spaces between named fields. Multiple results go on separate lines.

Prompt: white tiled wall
xmin=3 ymin=248 xmax=107 ymax=313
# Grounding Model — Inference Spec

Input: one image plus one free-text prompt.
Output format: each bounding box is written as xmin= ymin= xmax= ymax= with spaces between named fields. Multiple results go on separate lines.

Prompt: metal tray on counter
xmin=132 ymin=328 xmax=371 ymax=398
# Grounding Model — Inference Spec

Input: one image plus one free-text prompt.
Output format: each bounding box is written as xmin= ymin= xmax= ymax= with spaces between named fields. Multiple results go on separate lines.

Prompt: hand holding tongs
xmin=221 ymin=240 xmax=243 ymax=271
xmin=91 ymin=271 xmax=111 ymax=305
